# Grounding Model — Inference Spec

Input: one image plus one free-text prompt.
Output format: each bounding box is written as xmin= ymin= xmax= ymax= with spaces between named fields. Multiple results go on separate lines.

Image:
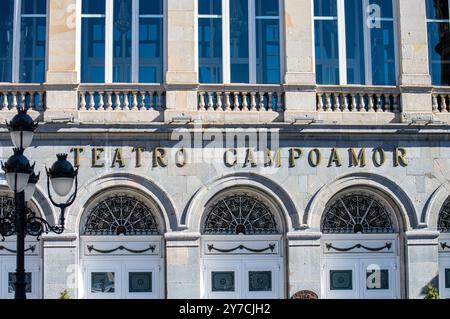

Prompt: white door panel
xmin=1 ymin=257 xmax=41 ymax=299
xmin=439 ymin=257 xmax=450 ymax=299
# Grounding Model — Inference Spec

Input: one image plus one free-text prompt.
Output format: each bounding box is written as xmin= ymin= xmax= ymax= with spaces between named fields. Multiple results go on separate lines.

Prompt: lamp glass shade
xmin=51 ymin=177 xmax=74 ymax=197
xmin=10 ymin=130 xmax=34 ymax=149
xmin=24 ymin=182 xmax=37 ymax=202
xmin=6 ymin=172 xmax=30 ymax=193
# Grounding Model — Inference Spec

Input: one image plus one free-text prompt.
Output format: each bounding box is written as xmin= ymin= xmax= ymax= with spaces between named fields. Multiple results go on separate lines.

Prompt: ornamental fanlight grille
xmin=203 ymin=194 xmax=278 ymax=235
xmin=438 ymin=198 xmax=450 ymax=233
xmin=322 ymin=192 xmax=394 ymax=234
xmin=83 ymin=195 xmax=159 ymax=236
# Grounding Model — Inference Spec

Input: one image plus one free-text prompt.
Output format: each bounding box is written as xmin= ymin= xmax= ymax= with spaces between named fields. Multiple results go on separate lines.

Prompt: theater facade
xmin=1 ymin=0 xmax=450 ymax=299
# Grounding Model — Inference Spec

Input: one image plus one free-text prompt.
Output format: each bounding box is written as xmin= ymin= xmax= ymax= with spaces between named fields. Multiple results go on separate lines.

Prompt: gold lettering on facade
xmin=350 ymin=148 xmax=366 ymax=167
xmin=153 ymin=147 xmax=167 ymax=167
xmin=224 ymin=149 xmax=237 ymax=167
xmin=266 ymin=148 xmax=282 ymax=167
xmin=175 ymin=148 xmax=187 ymax=168
xmin=92 ymin=147 xmax=105 ymax=167
xmin=244 ymin=149 xmax=258 ymax=167
xmin=308 ymin=149 xmax=321 ymax=167
xmin=328 ymin=148 xmax=342 ymax=167
xmin=290 ymin=148 xmax=302 ymax=167
xmin=71 ymin=147 xmax=83 ymax=167
xmin=373 ymin=148 xmax=386 ymax=167
xmin=112 ymin=148 xmax=126 ymax=168
xmin=132 ymin=147 xmax=146 ymax=168
xmin=394 ymin=148 xmax=408 ymax=167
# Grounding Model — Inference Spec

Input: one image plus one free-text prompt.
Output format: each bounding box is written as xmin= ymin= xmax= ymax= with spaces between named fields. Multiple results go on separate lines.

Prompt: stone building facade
xmin=0 ymin=0 xmax=450 ymax=299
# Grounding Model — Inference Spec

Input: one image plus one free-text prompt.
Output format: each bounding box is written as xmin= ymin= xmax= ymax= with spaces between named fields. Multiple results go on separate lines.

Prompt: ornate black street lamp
xmin=0 ymin=107 xmax=78 ymax=299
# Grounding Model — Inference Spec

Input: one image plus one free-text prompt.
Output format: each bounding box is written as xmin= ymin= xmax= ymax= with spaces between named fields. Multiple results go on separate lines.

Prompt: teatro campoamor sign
xmin=69 ymin=147 xmax=409 ymax=169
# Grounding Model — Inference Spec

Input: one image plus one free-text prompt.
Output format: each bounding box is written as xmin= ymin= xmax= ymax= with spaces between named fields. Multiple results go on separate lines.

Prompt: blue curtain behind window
xmin=0 ymin=0 xmax=14 ymax=82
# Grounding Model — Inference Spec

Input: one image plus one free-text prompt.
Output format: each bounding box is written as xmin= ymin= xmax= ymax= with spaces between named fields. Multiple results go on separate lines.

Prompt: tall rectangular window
xmin=199 ymin=0 xmax=223 ymax=83
xmin=198 ymin=0 xmax=281 ymax=84
xmin=314 ymin=0 xmax=397 ymax=85
xmin=81 ymin=0 xmax=164 ymax=83
xmin=0 ymin=0 xmax=47 ymax=83
xmin=426 ymin=0 xmax=450 ymax=86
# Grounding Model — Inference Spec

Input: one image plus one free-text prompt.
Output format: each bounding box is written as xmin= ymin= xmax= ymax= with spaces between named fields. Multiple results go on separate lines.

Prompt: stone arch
xmin=305 ymin=172 xmax=417 ymax=232
xmin=182 ymin=172 xmax=301 ymax=233
xmin=423 ymin=181 xmax=450 ymax=230
xmin=67 ymin=172 xmax=178 ymax=234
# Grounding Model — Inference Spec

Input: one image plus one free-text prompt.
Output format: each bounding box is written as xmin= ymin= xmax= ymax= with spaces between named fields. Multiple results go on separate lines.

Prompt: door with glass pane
xmin=203 ymin=258 xmax=282 ymax=299
xmin=1 ymin=257 xmax=41 ymax=299
xmin=439 ymin=257 xmax=450 ymax=299
xmin=83 ymin=258 xmax=162 ymax=299
xmin=322 ymin=257 xmax=399 ymax=299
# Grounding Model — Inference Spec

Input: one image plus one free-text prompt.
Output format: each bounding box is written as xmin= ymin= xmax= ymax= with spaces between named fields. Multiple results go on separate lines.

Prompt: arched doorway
xmin=79 ymin=189 xmax=165 ymax=299
xmin=0 ymin=193 xmax=42 ymax=299
xmin=320 ymin=188 xmax=402 ymax=299
xmin=438 ymin=198 xmax=450 ymax=298
xmin=200 ymin=189 xmax=285 ymax=299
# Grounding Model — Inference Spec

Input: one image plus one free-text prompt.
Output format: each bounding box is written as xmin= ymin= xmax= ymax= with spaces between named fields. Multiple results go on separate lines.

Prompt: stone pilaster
xmin=164 ymin=0 xmax=198 ymax=122
xmin=397 ymin=0 xmax=433 ymax=120
xmin=165 ymin=232 xmax=201 ymax=299
xmin=287 ymin=232 xmax=322 ymax=298
xmin=44 ymin=0 xmax=79 ymax=121
xmin=283 ymin=0 xmax=317 ymax=122
xmin=405 ymin=230 xmax=440 ymax=299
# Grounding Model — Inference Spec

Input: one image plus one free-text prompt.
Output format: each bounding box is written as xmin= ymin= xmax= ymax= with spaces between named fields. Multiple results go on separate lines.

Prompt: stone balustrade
xmin=0 ymin=85 xmax=46 ymax=112
xmin=78 ymin=85 xmax=166 ymax=112
xmin=316 ymin=86 xmax=401 ymax=113
xmin=197 ymin=85 xmax=284 ymax=112
xmin=432 ymin=88 xmax=450 ymax=113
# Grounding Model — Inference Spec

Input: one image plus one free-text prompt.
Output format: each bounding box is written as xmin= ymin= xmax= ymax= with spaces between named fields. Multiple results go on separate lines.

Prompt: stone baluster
xmin=11 ymin=92 xmax=17 ymax=110
xmin=105 ymin=92 xmax=113 ymax=111
xmin=432 ymin=95 xmax=438 ymax=112
xmin=333 ymin=94 xmax=340 ymax=112
xmin=276 ymin=92 xmax=283 ymax=112
xmin=242 ymin=92 xmax=249 ymax=111
xmin=367 ymin=94 xmax=374 ymax=112
xmin=350 ymin=94 xmax=357 ymax=112
xmin=29 ymin=92 xmax=35 ymax=111
xmin=233 ymin=92 xmax=240 ymax=111
xmin=123 ymin=93 xmax=130 ymax=111
xmin=376 ymin=94 xmax=383 ymax=112
xmin=37 ymin=92 xmax=45 ymax=111
xmin=114 ymin=92 xmax=122 ymax=111
xmin=2 ymin=93 xmax=9 ymax=110
xmin=216 ymin=92 xmax=223 ymax=111
xmin=442 ymin=95 xmax=448 ymax=112
xmin=88 ymin=92 xmax=95 ymax=111
xmin=224 ymin=92 xmax=231 ymax=111
xmin=19 ymin=93 xmax=26 ymax=109
xmin=139 ymin=92 xmax=146 ymax=110
xmin=249 ymin=92 xmax=256 ymax=111
xmin=259 ymin=92 xmax=265 ymax=112
xmin=342 ymin=94 xmax=349 ymax=112
xmin=130 ymin=92 xmax=138 ymax=111
xmin=79 ymin=92 xmax=86 ymax=110
xmin=98 ymin=92 xmax=105 ymax=111
xmin=267 ymin=92 xmax=273 ymax=111
xmin=325 ymin=94 xmax=331 ymax=112
xmin=317 ymin=93 xmax=323 ymax=111
xmin=207 ymin=92 xmax=214 ymax=111
xmin=199 ymin=92 xmax=206 ymax=111
xmin=148 ymin=92 xmax=155 ymax=110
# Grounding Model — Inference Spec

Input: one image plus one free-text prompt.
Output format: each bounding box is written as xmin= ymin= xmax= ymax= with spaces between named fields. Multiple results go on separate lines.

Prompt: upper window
xmin=314 ymin=0 xmax=397 ymax=86
xmin=81 ymin=0 xmax=164 ymax=83
xmin=198 ymin=0 xmax=281 ymax=84
xmin=0 ymin=0 xmax=46 ymax=83
xmin=426 ymin=0 xmax=450 ymax=86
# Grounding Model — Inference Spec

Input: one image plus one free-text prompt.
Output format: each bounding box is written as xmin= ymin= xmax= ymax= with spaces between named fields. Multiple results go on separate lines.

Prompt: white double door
xmin=0 ymin=257 xmax=41 ymax=299
xmin=82 ymin=257 xmax=163 ymax=299
xmin=322 ymin=257 xmax=400 ymax=299
xmin=202 ymin=257 xmax=283 ymax=299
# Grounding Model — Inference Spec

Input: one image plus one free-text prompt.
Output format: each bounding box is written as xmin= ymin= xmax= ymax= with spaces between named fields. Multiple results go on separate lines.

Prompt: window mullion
xmin=132 ymin=0 xmax=139 ymax=83
xmin=12 ymin=0 xmax=21 ymax=83
xmin=248 ymin=0 xmax=256 ymax=83
xmin=337 ymin=0 xmax=347 ymax=85
xmin=223 ymin=0 xmax=230 ymax=84
xmin=105 ymin=0 xmax=114 ymax=83
xmin=362 ymin=0 xmax=372 ymax=85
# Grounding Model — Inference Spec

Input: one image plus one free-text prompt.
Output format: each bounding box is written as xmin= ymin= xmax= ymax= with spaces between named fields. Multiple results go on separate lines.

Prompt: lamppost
xmin=0 ymin=107 xmax=78 ymax=299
